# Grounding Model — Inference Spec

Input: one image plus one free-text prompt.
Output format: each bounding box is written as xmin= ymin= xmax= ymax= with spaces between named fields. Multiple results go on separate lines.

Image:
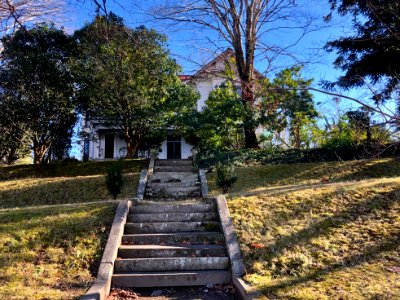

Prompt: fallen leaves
xmin=250 ymin=242 xmax=265 ymax=249
xmin=107 ymin=288 xmax=138 ymax=300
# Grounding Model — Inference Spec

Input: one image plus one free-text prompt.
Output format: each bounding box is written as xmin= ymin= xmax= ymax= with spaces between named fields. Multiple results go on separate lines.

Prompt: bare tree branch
xmin=0 ymin=0 xmax=66 ymax=35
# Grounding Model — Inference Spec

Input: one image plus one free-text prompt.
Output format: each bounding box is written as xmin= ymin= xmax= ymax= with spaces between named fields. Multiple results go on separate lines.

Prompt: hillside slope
xmin=208 ymin=158 xmax=400 ymax=299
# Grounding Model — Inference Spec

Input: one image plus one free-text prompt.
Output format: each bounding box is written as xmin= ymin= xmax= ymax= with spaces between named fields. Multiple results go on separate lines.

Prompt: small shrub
xmin=105 ymin=161 xmax=124 ymax=199
xmin=215 ymin=163 xmax=237 ymax=193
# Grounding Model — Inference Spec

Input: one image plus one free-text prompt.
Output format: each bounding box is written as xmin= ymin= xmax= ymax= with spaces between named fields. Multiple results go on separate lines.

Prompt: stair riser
xmin=156 ymin=160 xmax=193 ymax=166
xmin=125 ymin=222 xmax=221 ymax=234
xmin=149 ymin=173 xmax=199 ymax=181
xmin=114 ymin=257 xmax=229 ymax=272
xmin=135 ymin=198 xmax=204 ymax=203
xmin=122 ymin=233 xmax=224 ymax=245
xmin=127 ymin=213 xmax=218 ymax=223
xmin=145 ymin=191 xmax=202 ymax=199
xmin=118 ymin=247 xmax=227 ymax=258
xmin=145 ymin=187 xmax=201 ymax=195
xmin=130 ymin=204 xmax=214 ymax=214
xmin=147 ymin=182 xmax=201 ymax=188
xmin=112 ymin=271 xmax=231 ymax=287
xmin=154 ymin=167 xmax=196 ymax=172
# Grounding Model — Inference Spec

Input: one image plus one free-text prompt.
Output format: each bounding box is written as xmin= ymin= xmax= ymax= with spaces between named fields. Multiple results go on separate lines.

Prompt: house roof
xmin=178 ymin=75 xmax=192 ymax=82
xmin=182 ymin=48 xmax=264 ymax=82
xmin=192 ymin=48 xmax=236 ymax=79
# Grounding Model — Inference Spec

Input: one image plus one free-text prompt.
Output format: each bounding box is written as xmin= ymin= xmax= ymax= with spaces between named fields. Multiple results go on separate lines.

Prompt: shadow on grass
xmin=0 ymin=159 xmax=145 ymax=181
xmin=261 ymin=234 xmax=400 ymax=297
xmin=229 ymin=178 xmax=399 ymax=199
xmin=255 ymin=188 xmax=399 ymax=262
xmin=210 ymin=158 xmax=400 ymax=195
xmin=336 ymin=157 xmax=400 ymax=181
xmin=241 ymin=186 xmax=400 ymax=297
xmin=0 ymin=174 xmax=139 ymax=209
xmin=0 ymin=203 xmax=116 ymax=276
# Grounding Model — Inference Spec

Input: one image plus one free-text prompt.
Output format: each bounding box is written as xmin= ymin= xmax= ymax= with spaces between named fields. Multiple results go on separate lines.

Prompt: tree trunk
xmin=294 ymin=124 xmax=301 ymax=149
xmin=244 ymin=126 xmax=258 ymax=148
xmin=4 ymin=148 xmax=17 ymax=165
xmin=241 ymin=80 xmax=259 ymax=148
xmin=366 ymin=125 xmax=372 ymax=144
xmin=124 ymin=133 xmax=139 ymax=158
xmin=33 ymin=145 xmax=48 ymax=164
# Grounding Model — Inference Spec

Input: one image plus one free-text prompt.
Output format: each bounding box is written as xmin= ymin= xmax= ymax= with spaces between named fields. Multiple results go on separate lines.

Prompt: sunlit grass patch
xmin=207 ymin=158 xmax=400 ymax=195
xmin=227 ymin=173 xmax=400 ymax=299
xmin=0 ymin=159 xmax=144 ymax=180
xmin=0 ymin=203 xmax=116 ymax=300
xmin=0 ymin=160 xmax=143 ymax=208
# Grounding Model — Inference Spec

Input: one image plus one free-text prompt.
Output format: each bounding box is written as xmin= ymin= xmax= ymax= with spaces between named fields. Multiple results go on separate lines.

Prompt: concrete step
xmin=137 ymin=198 xmax=211 ymax=205
xmin=122 ymin=232 xmax=225 ymax=245
xmin=147 ymin=181 xmax=201 ymax=187
xmin=130 ymin=203 xmax=214 ymax=214
xmin=114 ymin=257 xmax=230 ymax=272
xmin=145 ymin=186 xmax=202 ymax=198
xmin=112 ymin=270 xmax=232 ymax=287
xmin=156 ymin=159 xmax=193 ymax=166
xmin=127 ymin=212 xmax=218 ymax=223
xmin=149 ymin=172 xmax=199 ymax=183
xmin=154 ymin=166 xmax=197 ymax=172
xmin=118 ymin=244 xmax=227 ymax=258
xmin=135 ymin=198 xmax=205 ymax=203
xmin=125 ymin=221 xmax=221 ymax=234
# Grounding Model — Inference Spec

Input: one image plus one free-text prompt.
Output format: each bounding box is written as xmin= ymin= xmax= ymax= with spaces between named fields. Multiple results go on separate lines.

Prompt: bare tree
xmin=152 ymin=0 xmax=315 ymax=148
xmin=0 ymin=0 xmax=67 ymax=35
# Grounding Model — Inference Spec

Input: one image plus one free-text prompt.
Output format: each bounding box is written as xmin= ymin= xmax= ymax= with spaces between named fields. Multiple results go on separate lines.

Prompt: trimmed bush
xmin=216 ymin=163 xmax=237 ymax=193
xmin=105 ymin=161 xmax=124 ymax=199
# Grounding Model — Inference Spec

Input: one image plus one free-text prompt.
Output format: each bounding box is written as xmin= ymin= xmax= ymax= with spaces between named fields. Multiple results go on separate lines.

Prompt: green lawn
xmin=0 ymin=159 xmax=143 ymax=208
xmin=0 ymin=159 xmax=143 ymax=299
xmin=208 ymin=158 xmax=400 ymax=299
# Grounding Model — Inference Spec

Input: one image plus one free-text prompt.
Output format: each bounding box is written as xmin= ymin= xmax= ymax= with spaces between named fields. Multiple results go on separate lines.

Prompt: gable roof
xmin=189 ymin=48 xmax=264 ymax=81
xmin=192 ymin=48 xmax=235 ymax=78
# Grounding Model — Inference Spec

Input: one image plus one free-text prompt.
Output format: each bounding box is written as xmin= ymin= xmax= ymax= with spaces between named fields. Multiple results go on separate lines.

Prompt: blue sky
xmin=64 ymin=0 xmax=365 ymax=158
xmin=63 ymin=0 xmax=361 ymax=103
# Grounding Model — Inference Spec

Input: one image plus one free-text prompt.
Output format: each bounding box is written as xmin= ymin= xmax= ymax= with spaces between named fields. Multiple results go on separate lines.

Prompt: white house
xmin=82 ymin=49 xmax=289 ymax=161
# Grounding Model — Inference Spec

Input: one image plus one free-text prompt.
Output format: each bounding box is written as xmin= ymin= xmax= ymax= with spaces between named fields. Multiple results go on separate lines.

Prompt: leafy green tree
xmin=325 ymin=1 xmax=400 ymax=102
xmin=179 ymin=81 xmax=244 ymax=151
xmin=74 ymin=14 xmax=198 ymax=157
xmin=259 ymin=66 xmax=318 ymax=149
xmin=347 ymin=109 xmax=372 ymax=144
xmin=322 ymin=115 xmax=355 ymax=151
xmin=0 ymin=93 xmax=30 ymax=164
xmin=0 ymin=23 xmax=77 ymax=164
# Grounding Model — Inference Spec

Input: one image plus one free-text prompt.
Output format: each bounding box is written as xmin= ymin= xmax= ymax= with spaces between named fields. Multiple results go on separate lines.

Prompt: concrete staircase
xmin=112 ymin=199 xmax=232 ymax=287
xmin=145 ymin=159 xmax=202 ymax=199
xmin=111 ymin=159 xmax=232 ymax=288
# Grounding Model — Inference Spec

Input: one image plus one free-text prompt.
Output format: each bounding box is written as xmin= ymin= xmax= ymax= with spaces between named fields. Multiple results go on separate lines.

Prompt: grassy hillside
xmin=0 ymin=203 xmax=116 ymax=299
xmin=0 ymin=159 xmax=143 ymax=208
xmin=208 ymin=158 xmax=400 ymax=299
xmin=0 ymin=159 xmax=143 ymax=299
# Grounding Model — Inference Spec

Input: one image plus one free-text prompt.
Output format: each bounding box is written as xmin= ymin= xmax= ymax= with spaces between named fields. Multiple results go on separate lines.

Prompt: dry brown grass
xmin=207 ymin=158 xmax=400 ymax=299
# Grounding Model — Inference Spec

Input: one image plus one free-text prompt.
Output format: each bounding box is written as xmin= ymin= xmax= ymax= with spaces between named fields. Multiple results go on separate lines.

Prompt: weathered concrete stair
xmin=145 ymin=159 xmax=202 ymax=199
xmin=145 ymin=186 xmax=202 ymax=198
xmin=118 ymin=244 xmax=227 ymax=258
xmin=112 ymin=199 xmax=232 ymax=288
